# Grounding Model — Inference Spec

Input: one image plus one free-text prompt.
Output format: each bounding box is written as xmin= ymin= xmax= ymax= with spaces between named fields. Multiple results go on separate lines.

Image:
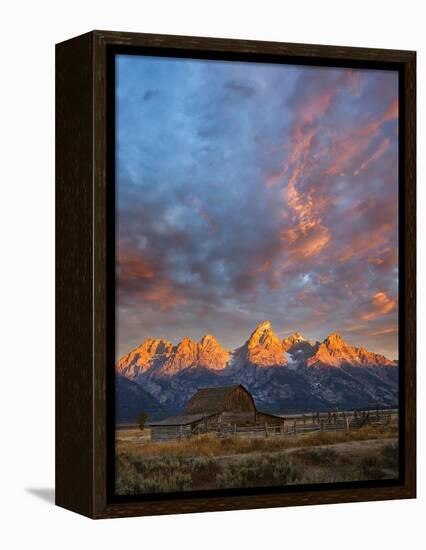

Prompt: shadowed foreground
xmin=115 ymin=424 xmax=399 ymax=495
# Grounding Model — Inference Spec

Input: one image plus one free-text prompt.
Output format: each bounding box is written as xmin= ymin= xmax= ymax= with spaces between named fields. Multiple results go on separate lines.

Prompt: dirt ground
xmin=214 ymin=437 xmax=399 ymax=478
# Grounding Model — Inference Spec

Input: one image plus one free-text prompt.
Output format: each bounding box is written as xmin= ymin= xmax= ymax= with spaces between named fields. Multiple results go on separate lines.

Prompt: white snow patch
xmin=284 ymin=352 xmax=299 ymax=369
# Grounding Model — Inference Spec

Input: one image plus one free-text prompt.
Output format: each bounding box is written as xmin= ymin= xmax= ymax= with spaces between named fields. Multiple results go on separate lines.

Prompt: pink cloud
xmin=183 ymin=195 xmax=219 ymax=233
xmin=354 ymin=137 xmax=391 ymax=176
xmin=141 ymin=283 xmax=187 ymax=311
xmin=117 ymin=247 xmax=155 ymax=280
xmin=117 ymin=244 xmax=187 ymax=311
xmin=361 ymin=291 xmax=397 ymax=321
xmin=371 ymin=327 xmax=398 ymax=336
xmin=281 ymin=222 xmax=331 ymax=260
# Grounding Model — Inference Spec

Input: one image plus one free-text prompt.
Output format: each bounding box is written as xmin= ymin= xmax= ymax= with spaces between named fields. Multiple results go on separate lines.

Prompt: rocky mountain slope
xmin=307 ymin=331 xmax=395 ymax=368
xmin=116 ymin=321 xmax=398 ymax=419
xmin=116 ymin=374 xmax=165 ymax=423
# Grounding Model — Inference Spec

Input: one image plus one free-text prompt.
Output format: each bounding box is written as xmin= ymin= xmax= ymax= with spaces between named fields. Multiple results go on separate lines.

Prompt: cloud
xmin=367 ymin=247 xmax=398 ymax=271
xmin=354 ymin=137 xmax=391 ymax=176
xmin=117 ymin=247 xmax=155 ymax=281
xmin=281 ymin=222 xmax=331 ymax=260
xmin=262 ymin=70 xmax=396 ymax=281
xmin=138 ymin=283 xmax=187 ymax=311
xmin=371 ymin=327 xmax=398 ymax=336
xmin=326 ymin=100 xmax=396 ymax=176
xmin=117 ymin=248 xmax=187 ymax=312
xmin=115 ymin=56 xmax=399 ymax=358
xmin=142 ymin=89 xmax=160 ymax=101
xmin=224 ymin=79 xmax=256 ymax=98
xmin=181 ymin=194 xmax=219 ymax=233
xmin=337 ymin=232 xmax=388 ymax=263
xmin=361 ymin=291 xmax=397 ymax=321
xmin=271 ymin=81 xmax=398 ymax=270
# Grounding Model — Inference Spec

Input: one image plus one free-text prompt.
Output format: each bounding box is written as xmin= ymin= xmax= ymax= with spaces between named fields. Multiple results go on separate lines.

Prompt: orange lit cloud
xmin=281 ymin=222 xmax=331 ymax=260
xmin=337 ymin=231 xmax=389 ymax=263
xmin=324 ymin=138 xmax=365 ymax=176
xmin=141 ymin=284 xmax=187 ymax=311
xmin=269 ymin=90 xmax=398 ymax=274
xmin=371 ymin=327 xmax=398 ymax=336
xmin=118 ymin=249 xmax=155 ymax=280
xmin=362 ymin=291 xmax=397 ymax=321
xmin=367 ymin=247 xmax=398 ymax=271
xmin=271 ymin=86 xmax=341 ymax=264
xmin=294 ymin=91 xmax=334 ymax=130
xmin=117 ymin=246 xmax=187 ymax=311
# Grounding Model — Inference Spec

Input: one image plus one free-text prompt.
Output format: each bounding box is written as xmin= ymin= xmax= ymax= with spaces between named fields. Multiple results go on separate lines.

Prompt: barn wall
xmin=223 ymin=386 xmax=256 ymax=413
xmin=255 ymin=412 xmax=283 ymax=427
xmin=188 ymin=414 xmax=219 ymax=433
xmin=219 ymin=411 xmax=256 ymax=425
xmin=206 ymin=414 xmax=220 ymax=429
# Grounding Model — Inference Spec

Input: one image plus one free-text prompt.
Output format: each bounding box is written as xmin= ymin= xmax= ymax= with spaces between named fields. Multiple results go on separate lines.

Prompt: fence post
xmin=293 ymin=420 xmax=297 ymax=434
xmin=320 ymin=420 xmax=324 ymax=432
xmin=234 ymin=423 xmax=237 ymax=437
xmin=265 ymin=422 xmax=268 ymax=438
xmin=179 ymin=424 xmax=183 ymax=440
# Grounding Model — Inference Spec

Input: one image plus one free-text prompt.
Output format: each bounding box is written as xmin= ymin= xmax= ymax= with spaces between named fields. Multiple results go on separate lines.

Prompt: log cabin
xmin=148 ymin=384 xmax=283 ymax=441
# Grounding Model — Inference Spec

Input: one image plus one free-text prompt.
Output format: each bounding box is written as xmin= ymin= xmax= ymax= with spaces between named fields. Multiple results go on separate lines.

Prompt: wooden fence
xmin=214 ymin=407 xmax=398 ymax=439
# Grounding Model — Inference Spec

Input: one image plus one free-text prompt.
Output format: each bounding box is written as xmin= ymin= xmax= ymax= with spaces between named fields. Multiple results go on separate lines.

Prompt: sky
xmin=116 ymin=54 xmax=399 ymax=360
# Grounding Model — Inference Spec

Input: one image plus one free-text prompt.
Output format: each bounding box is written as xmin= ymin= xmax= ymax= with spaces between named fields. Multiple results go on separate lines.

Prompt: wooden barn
xmin=148 ymin=384 xmax=283 ymax=442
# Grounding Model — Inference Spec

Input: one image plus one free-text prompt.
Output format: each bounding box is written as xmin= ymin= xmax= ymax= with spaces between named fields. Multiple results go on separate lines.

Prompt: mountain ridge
xmin=117 ymin=321 xmax=397 ymax=379
xmin=116 ymin=321 xmax=398 ymax=419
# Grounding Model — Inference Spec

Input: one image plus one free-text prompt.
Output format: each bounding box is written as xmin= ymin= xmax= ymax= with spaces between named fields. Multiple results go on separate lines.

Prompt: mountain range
xmin=116 ymin=321 xmax=398 ymax=422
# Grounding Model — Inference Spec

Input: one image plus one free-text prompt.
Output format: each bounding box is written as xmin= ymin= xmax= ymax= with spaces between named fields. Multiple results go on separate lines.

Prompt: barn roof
xmin=184 ymin=384 xmax=248 ymax=414
xmin=148 ymin=413 xmax=216 ymax=427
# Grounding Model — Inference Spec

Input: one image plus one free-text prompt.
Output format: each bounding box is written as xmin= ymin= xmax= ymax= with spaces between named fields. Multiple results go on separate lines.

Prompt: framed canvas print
xmin=56 ymin=30 xmax=416 ymax=519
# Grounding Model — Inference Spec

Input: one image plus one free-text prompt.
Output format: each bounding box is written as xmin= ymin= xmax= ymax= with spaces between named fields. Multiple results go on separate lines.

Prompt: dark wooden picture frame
xmin=56 ymin=30 xmax=416 ymax=519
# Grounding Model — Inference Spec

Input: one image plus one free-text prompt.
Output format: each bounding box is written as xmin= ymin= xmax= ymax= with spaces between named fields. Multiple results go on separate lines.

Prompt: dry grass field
xmin=115 ymin=423 xmax=399 ymax=495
